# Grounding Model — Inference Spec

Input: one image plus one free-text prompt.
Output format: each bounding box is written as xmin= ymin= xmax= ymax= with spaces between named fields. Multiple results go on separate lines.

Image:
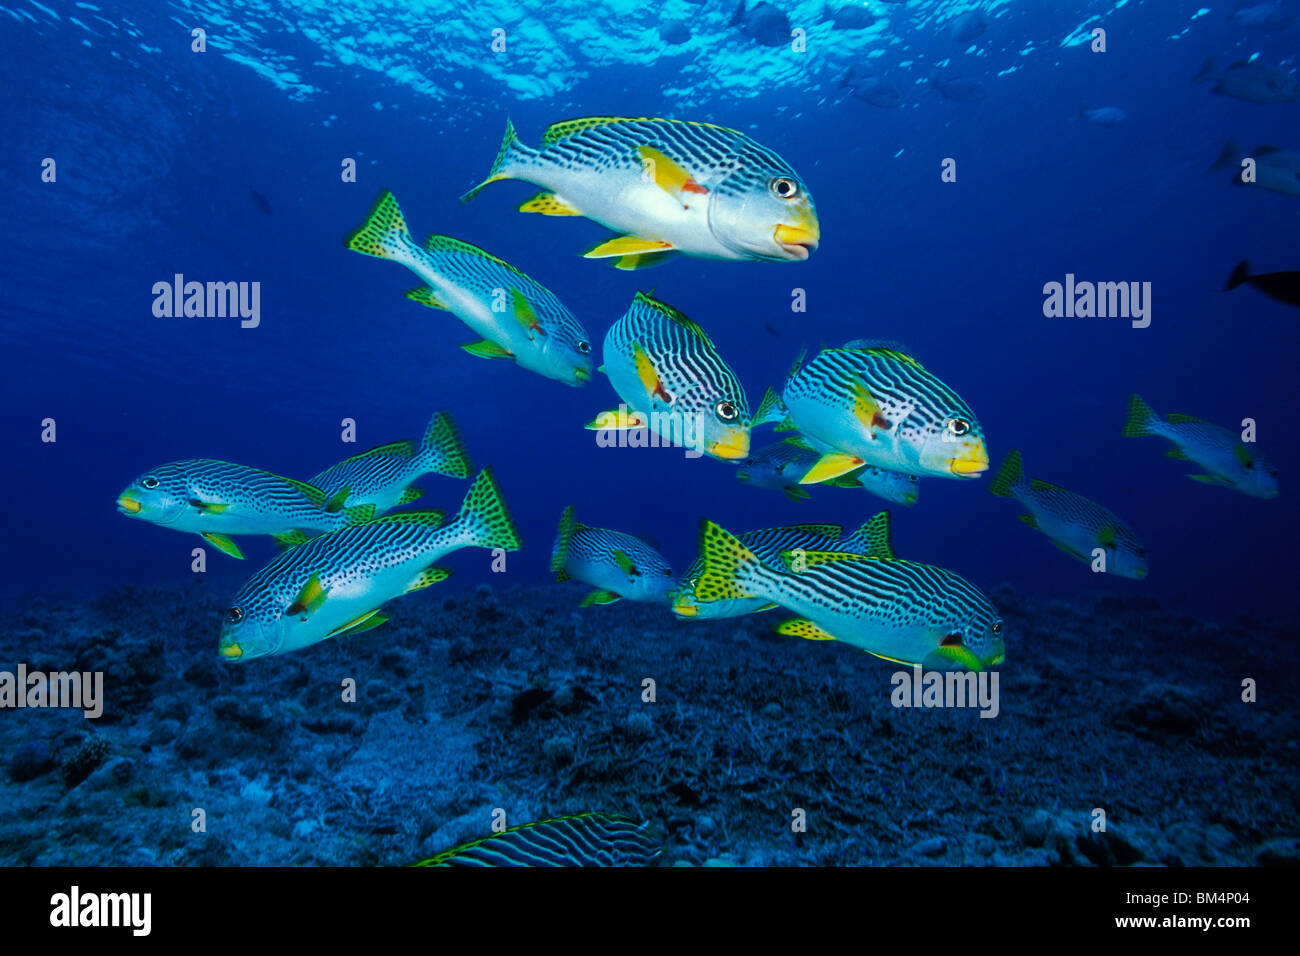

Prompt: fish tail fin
xmin=989 ymin=449 xmax=1025 ymax=498
xmin=1192 ymin=57 xmax=1217 ymax=84
xmin=455 ymin=467 xmax=523 ymax=552
xmin=1225 ymin=260 xmax=1251 ymax=291
xmin=344 ymin=190 xmax=417 ymax=261
xmin=694 ymin=519 xmax=762 ymax=601
xmin=729 ymin=1 xmax=747 ymax=28
xmin=460 ymin=118 xmax=522 ymax=203
xmin=752 ymin=387 xmax=787 ymax=427
xmin=1209 ymin=140 xmax=1242 ymax=172
xmin=419 ymin=411 xmax=471 ymax=479
xmin=1123 ymin=394 xmax=1160 ymax=438
xmin=550 ymin=505 xmax=577 ymax=581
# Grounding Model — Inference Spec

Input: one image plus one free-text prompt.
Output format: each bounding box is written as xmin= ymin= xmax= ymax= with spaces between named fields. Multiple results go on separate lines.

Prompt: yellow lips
xmin=573 ymin=366 xmax=591 ymax=384
xmin=117 ymin=495 xmax=142 ymax=514
xmin=774 ymin=223 xmax=820 ymax=257
xmin=672 ymin=599 xmax=699 ymax=618
xmin=707 ymin=432 xmax=750 ymax=461
xmin=218 ymin=642 xmax=243 ymax=661
xmin=949 ymin=439 xmax=990 ymax=477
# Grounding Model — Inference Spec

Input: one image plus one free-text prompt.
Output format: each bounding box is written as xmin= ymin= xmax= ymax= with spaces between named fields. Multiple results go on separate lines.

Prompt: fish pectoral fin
xmin=287 ymin=572 xmax=329 ymax=618
xmin=586 ymin=408 xmax=647 ymax=430
xmin=850 ymin=378 xmax=889 ymax=431
xmin=782 ymin=486 xmax=811 ymax=501
xmin=324 ymin=486 xmax=351 ymax=513
xmin=1016 ymin=513 xmax=1040 ymax=530
xmin=615 ymin=251 xmax=677 ymax=270
xmin=777 ymin=618 xmax=838 ymax=642
xmin=189 ymin=498 xmax=228 ymax=515
xmin=404 ymin=286 xmax=450 ymax=310
xmin=800 ymin=452 xmax=867 ymax=485
xmin=927 ymin=645 xmax=984 ymax=673
xmin=631 ymin=343 xmax=671 ymax=403
xmin=1164 ymin=447 xmax=1191 ymax=461
xmin=397 ymin=487 xmax=424 ymax=505
xmin=271 ymin=530 xmax=310 ymax=550
xmin=611 ymin=549 xmax=639 ymax=577
xmin=635 ymin=146 xmax=709 ymax=201
xmin=326 ymin=609 xmax=390 ymax=638
xmin=1096 ymin=523 xmax=1118 ymax=549
xmin=461 ymin=339 xmax=514 ymax=360
xmin=579 ymin=589 xmax=622 ymax=607
xmin=405 ymin=566 xmax=453 ymax=594
xmin=512 ymin=289 xmax=545 ymax=335
xmin=200 ymin=533 xmax=244 ymax=559
xmin=583 ymin=236 xmax=674 ymax=260
xmin=519 ymin=192 xmax=582 ymax=216
xmin=1166 ymin=413 xmax=1207 ymax=425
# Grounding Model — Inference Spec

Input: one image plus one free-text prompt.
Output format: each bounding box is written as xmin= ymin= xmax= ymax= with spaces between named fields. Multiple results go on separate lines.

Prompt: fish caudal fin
xmin=693 ymin=519 xmax=762 ymax=602
xmin=345 ymin=190 xmax=416 ymax=261
xmin=1192 ymin=57 xmax=1217 ymax=84
xmin=989 ymin=448 xmax=1025 ymax=498
xmin=1225 ymin=260 xmax=1251 ymax=292
xmin=460 ymin=118 xmax=521 ymax=203
xmin=421 ymin=411 xmax=471 ymax=479
xmin=1123 ymin=394 xmax=1160 ymax=438
xmin=1209 ymin=141 xmax=1242 ymax=173
xmin=456 ymin=468 xmax=523 ymax=552
xmin=550 ymin=505 xmax=578 ymax=581
xmin=752 ymin=387 xmax=788 ymax=427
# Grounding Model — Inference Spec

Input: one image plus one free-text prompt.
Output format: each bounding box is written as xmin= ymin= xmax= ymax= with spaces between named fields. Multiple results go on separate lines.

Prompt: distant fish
xmin=820 ymin=3 xmax=876 ymax=29
xmin=346 ymin=190 xmax=594 ymax=387
xmin=1231 ymin=1 xmax=1292 ymax=30
xmin=414 ymin=813 xmax=661 ymax=867
xmin=1078 ymin=105 xmax=1127 ymax=124
xmin=461 ymin=117 xmax=820 ymax=267
xmin=1193 ymin=57 xmax=1300 ymax=104
xmin=218 ymin=469 xmax=522 ymax=661
xmin=730 ymin=0 xmax=791 ymax=46
xmin=740 ymin=432 xmax=920 ymax=504
xmin=946 ymin=10 xmax=987 ymax=43
xmin=589 ymin=292 xmax=751 ymax=461
xmin=1225 ymin=259 xmax=1300 ymax=306
xmin=690 ymin=516 xmax=1005 ymax=671
xmin=659 ymin=22 xmax=691 ymax=45
xmin=840 ymin=67 xmax=902 ymax=108
xmin=249 ymin=188 xmax=272 ymax=216
xmin=928 ymin=73 xmax=986 ymax=102
xmin=1211 ymin=142 xmax=1300 ymax=196
xmin=309 ymin=411 xmax=470 ymax=516
xmin=551 ymin=505 xmax=676 ymax=607
xmin=990 ymin=450 xmax=1149 ymax=579
xmin=764 ymin=320 xmax=780 ymax=336
xmin=1125 ymin=393 xmax=1279 ymax=498
xmin=117 ymin=460 xmax=373 ymax=559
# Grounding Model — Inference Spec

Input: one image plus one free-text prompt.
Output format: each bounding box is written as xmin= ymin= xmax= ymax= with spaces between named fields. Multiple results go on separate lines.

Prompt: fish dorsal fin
xmin=1166 ymin=413 xmax=1207 ymax=425
xmin=779 ymin=549 xmax=874 ymax=571
xmin=337 ymin=440 xmax=417 ymax=466
xmin=540 ymin=116 xmax=742 ymax=147
xmin=284 ymin=477 xmax=327 ymax=509
xmin=844 ymin=345 xmax=925 ymax=370
xmin=633 ymin=291 xmax=713 ymax=344
xmin=1029 ymin=478 xmax=1064 ymax=493
xmin=843 ymin=511 xmax=895 ymax=560
xmin=426 ymin=234 xmax=529 ymax=281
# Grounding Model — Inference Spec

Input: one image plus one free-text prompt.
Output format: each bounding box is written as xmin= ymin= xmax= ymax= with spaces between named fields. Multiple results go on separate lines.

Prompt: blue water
xmin=4 ymin=0 xmax=1296 ymax=623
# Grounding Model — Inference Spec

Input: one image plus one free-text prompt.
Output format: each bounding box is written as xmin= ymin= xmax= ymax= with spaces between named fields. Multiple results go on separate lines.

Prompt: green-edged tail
xmin=422 ymin=411 xmax=471 ymax=479
xmin=551 ymin=504 xmax=578 ymax=582
xmin=456 ymin=467 xmax=523 ymax=551
xmin=345 ymin=190 xmax=414 ymax=260
xmin=1123 ymin=393 xmax=1160 ymax=438
xmin=839 ymin=511 xmax=895 ymax=559
xmin=693 ymin=519 xmax=762 ymax=603
xmin=989 ymin=449 xmax=1025 ymax=498
xmin=460 ymin=118 xmax=520 ymax=203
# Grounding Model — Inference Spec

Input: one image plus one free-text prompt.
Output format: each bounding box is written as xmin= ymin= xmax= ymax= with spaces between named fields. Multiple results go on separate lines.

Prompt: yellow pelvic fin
xmin=200 ymin=533 xmax=243 ymax=559
xmin=579 ymin=589 xmax=622 ymax=607
xmin=800 ymin=452 xmax=867 ymax=485
xmin=583 ymin=235 xmax=674 ymax=260
xmin=406 ymin=566 xmax=453 ymax=594
xmin=287 ymin=572 xmax=329 ymax=618
xmin=777 ymin=618 xmax=838 ymax=642
xmin=461 ymin=339 xmax=514 ymax=360
xmin=519 ymin=192 xmax=581 ymax=216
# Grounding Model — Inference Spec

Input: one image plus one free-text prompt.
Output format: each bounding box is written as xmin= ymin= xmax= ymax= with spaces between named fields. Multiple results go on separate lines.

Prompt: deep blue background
xmin=1 ymin=0 xmax=1296 ymax=624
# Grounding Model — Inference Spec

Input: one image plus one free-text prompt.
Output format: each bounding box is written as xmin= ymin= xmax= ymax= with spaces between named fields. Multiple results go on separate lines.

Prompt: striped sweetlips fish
xmin=991 ymin=449 xmax=1149 ymax=580
xmin=460 ymin=116 xmax=820 ymax=269
xmin=310 ymin=410 xmax=471 ymax=515
xmin=690 ymin=513 xmax=1005 ymax=671
xmin=758 ymin=343 xmax=989 ymax=484
xmin=414 ymin=813 xmax=662 ymax=867
xmin=739 ymin=432 xmax=920 ymax=505
xmin=589 ymin=292 xmax=750 ymax=461
xmin=218 ymin=468 xmax=521 ymax=661
xmin=116 ymin=459 xmax=374 ymax=559
xmin=345 ymin=190 xmax=594 ymax=387
xmin=550 ymin=505 xmax=676 ymax=607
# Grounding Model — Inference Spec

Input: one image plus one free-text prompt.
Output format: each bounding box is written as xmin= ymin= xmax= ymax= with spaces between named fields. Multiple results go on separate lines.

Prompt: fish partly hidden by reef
xmin=117 ymin=460 xmax=373 ymax=559
xmin=589 ymin=292 xmax=751 ymax=462
xmin=461 ymin=117 xmax=819 ymax=268
xmin=414 ymin=813 xmax=661 ymax=867
xmin=346 ymin=191 xmax=594 ymax=387
xmin=990 ymin=449 xmax=1149 ymax=580
xmin=1225 ymin=259 xmax=1300 ymax=306
xmin=218 ymin=468 xmax=522 ymax=661
xmin=689 ymin=513 xmax=1005 ymax=671
xmin=1125 ymin=394 xmax=1279 ymax=498
xmin=1209 ymin=142 xmax=1300 ymax=196
xmin=550 ymin=505 xmax=676 ymax=607
xmin=730 ymin=0 xmax=791 ymax=46
xmin=1193 ymin=57 xmax=1300 ymax=104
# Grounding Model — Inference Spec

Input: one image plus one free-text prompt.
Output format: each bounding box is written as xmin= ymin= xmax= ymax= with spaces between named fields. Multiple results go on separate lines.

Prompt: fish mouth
xmin=218 ymin=640 xmax=244 ymax=661
xmin=949 ymin=458 xmax=989 ymax=478
xmin=707 ymin=434 xmax=750 ymax=460
xmin=117 ymin=495 xmax=142 ymax=515
xmin=672 ymin=599 xmax=699 ymax=618
xmin=572 ymin=366 xmax=592 ymax=385
xmin=773 ymin=223 xmax=820 ymax=259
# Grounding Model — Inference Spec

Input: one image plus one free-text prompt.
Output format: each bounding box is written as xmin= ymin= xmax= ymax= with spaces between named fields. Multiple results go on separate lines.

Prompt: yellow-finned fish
xmin=461 ymin=116 xmax=819 ymax=269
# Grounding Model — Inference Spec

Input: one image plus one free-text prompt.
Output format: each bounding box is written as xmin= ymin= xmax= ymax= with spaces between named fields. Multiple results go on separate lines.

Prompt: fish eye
xmin=771 ymin=177 xmax=799 ymax=199
xmin=991 ymin=620 xmax=1002 ymax=634
xmin=226 ymin=607 xmax=243 ymax=625
xmin=577 ymin=340 xmax=591 ymax=354
xmin=141 ymin=476 xmax=160 ymax=490
xmin=945 ymin=417 xmax=971 ymax=437
xmin=715 ymin=400 xmax=739 ymax=422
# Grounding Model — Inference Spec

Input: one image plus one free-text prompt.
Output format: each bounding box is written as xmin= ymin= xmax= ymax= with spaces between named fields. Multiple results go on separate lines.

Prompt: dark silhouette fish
xmin=1210 ymin=141 xmax=1300 ymax=196
xmin=249 ymin=188 xmax=272 ymax=216
xmin=731 ymin=0 xmax=790 ymax=46
xmin=660 ymin=22 xmax=690 ymax=45
xmin=1193 ymin=57 xmax=1300 ymax=104
xmin=947 ymin=10 xmax=987 ymax=42
xmin=929 ymin=73 xmax=986 ymax=102
xmin=820 ymin=3 xmax=876 ymax=29
xmin=840 ymin=67 xmax=902 ymax=108
xmin=1232 ymin=1 xmax=1292 ymax=30
xmin=1226 ymin=260 xmax=1300 ymax=306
